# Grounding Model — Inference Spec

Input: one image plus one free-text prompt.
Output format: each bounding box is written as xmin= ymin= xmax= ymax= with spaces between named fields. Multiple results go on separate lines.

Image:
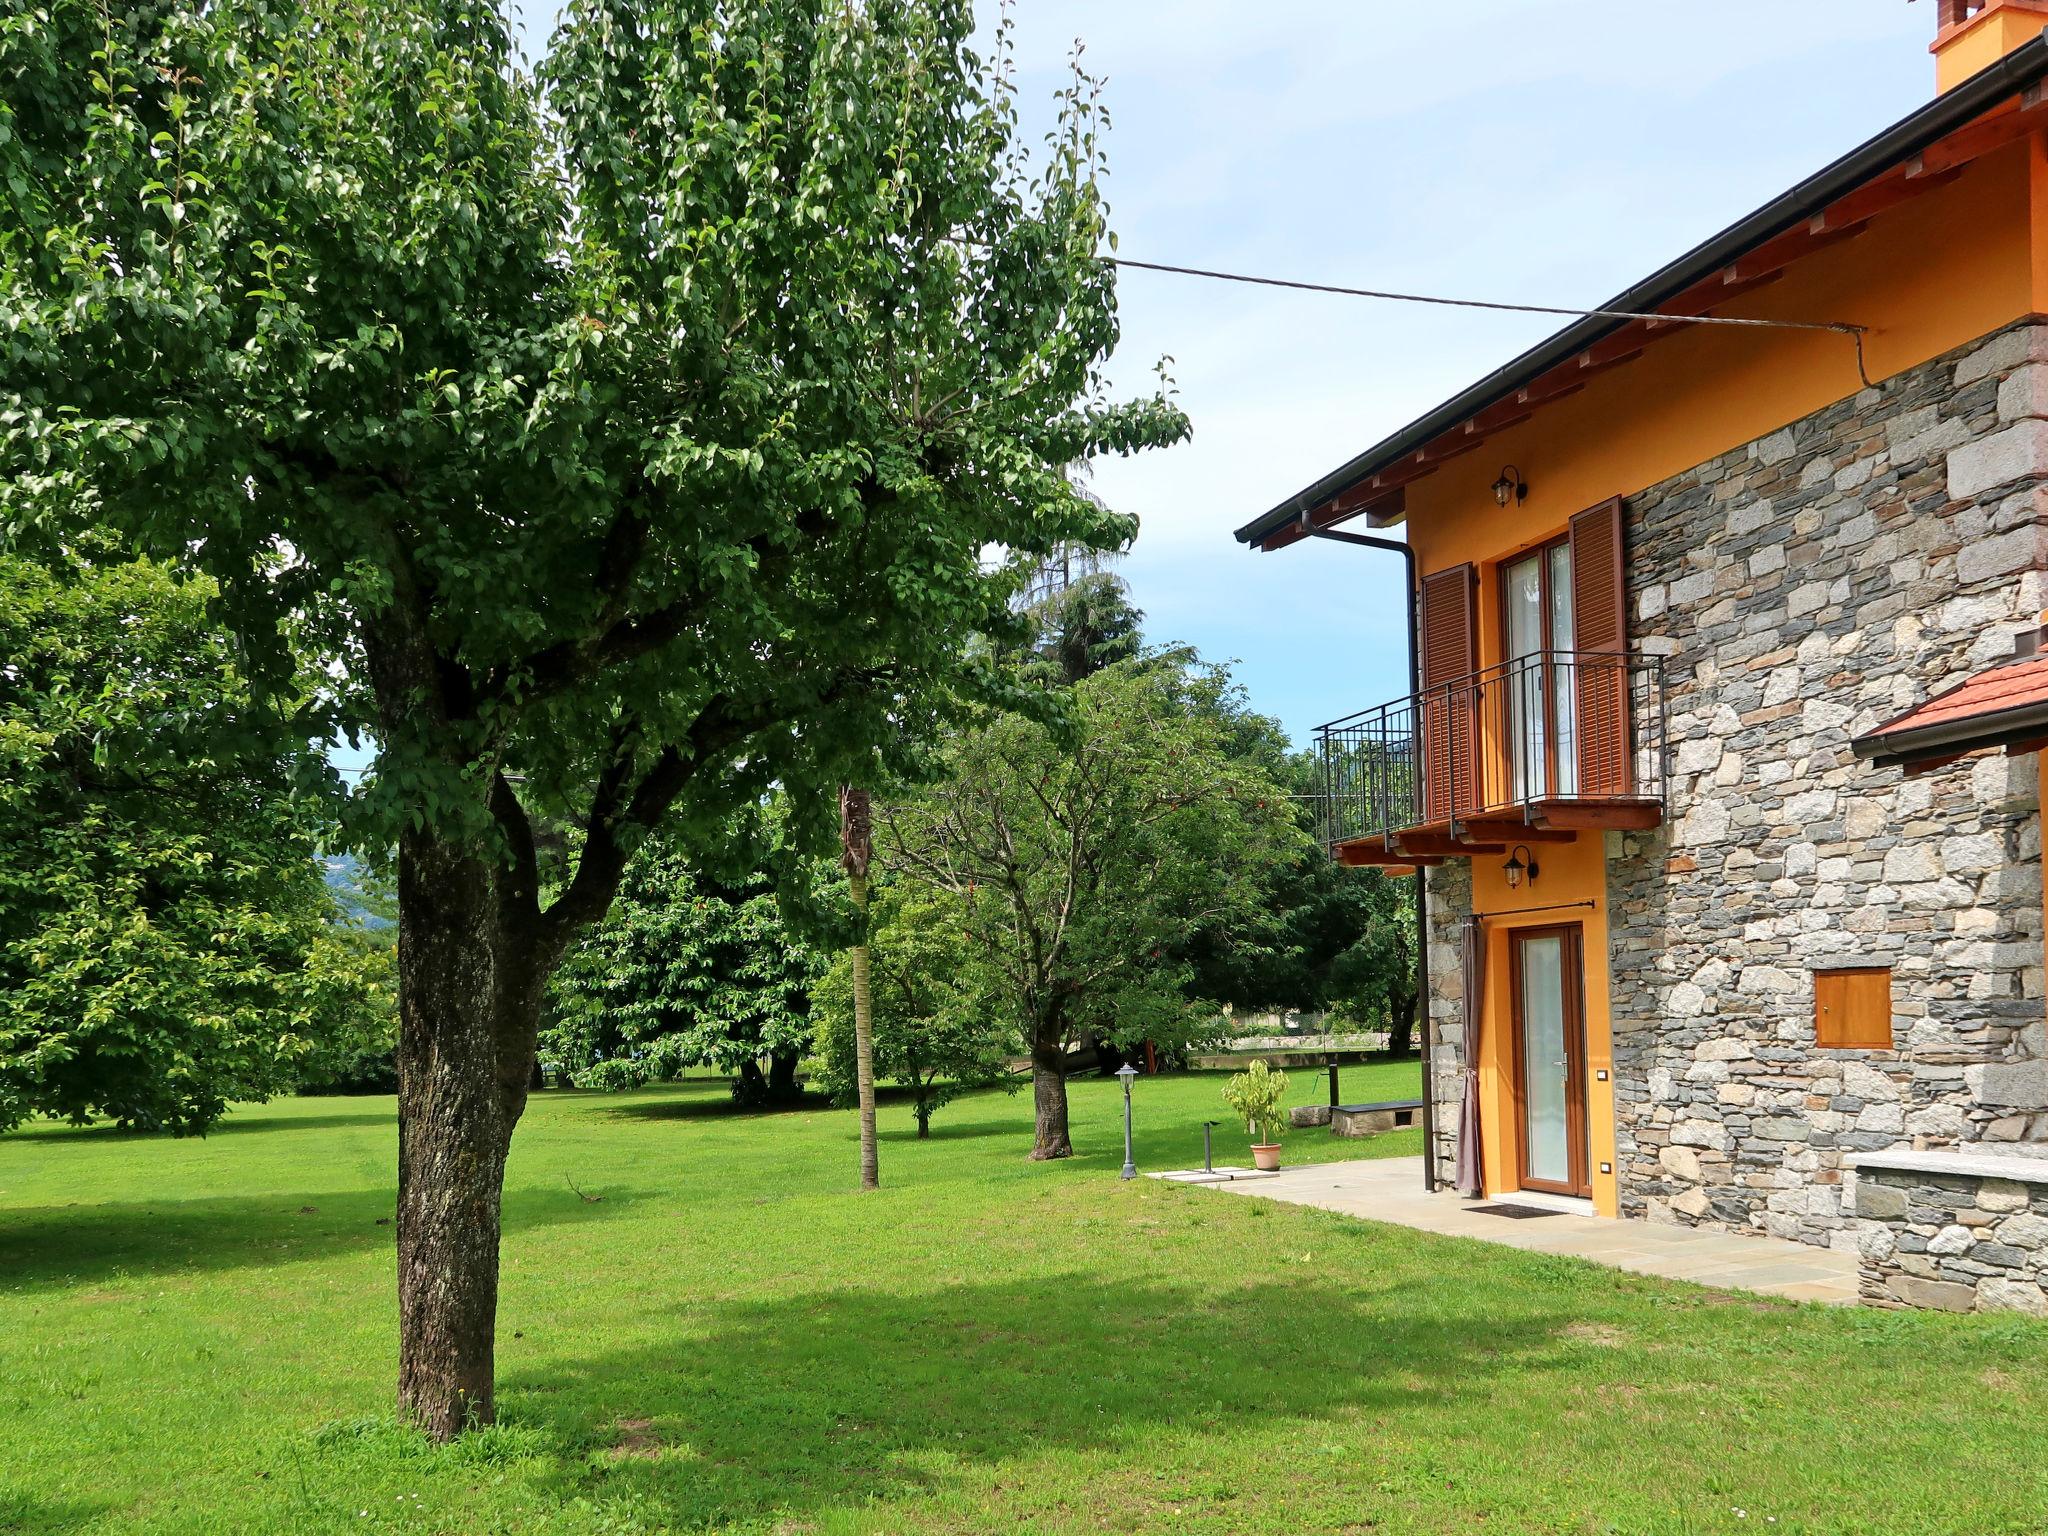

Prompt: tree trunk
xmin=1388 ymin=990 xmax=1419 ymax=1058
xmin=394 ymin=832 xmax=539 ymax=1442
xmin=848 ymin=869 xmax=879 ymax=1190
xmin=732 ymin=1057 xmax=769 ymax=1106
xmin=916 ymin=1103 xmax=931 ymax=1139
xmin=1029 ymin=1028 xmax=1072 ymax=1160
xmin=767 ymin=1047 xmax=802 ymax=1103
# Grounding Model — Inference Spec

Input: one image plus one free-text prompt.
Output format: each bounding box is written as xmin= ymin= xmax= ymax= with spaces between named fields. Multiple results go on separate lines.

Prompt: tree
xmin=1323 ymin=871 xmax=1421 ymax=1053
xmin=0 ymin=544 xmax=341 ymax=1132
xmin=298 ymin=858 xmax=404 ymax=1094
xmin=542 ymin=833 xmax=821 ymax=1104
xmin=812 ymin=882 xmax=1016 ymax=1139
xmin=2 ymin=0 xmax=1185 ymax=1434
xmin=1182 ymin=746 xmax=1420 ymax=1045
xmin=1019 ymin=569 xmax=1145 ymax=688
xmin=881 ymin=659 xmax=1304 ymax=1159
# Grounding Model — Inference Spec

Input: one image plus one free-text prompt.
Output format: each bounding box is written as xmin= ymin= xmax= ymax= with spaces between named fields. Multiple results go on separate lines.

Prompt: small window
xmin=1815 ymin=967 xmax=1893 ymax=1049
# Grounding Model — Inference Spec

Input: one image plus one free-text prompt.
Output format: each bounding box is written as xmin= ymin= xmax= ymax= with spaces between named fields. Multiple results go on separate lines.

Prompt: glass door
xmin=1502 ymin=542 xmax=1576 ymax=801
xmin=1510 ymin=925 xmax=1589 ymax=1198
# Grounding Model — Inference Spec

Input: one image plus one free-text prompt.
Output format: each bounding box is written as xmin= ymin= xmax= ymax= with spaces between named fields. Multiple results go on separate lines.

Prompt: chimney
xmin=1932 ymin=0 xmax=2048 ymax=93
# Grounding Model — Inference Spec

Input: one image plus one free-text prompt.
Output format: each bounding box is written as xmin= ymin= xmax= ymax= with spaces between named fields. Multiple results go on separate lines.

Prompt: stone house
xmin=1234 ymin=2 xmax=2048 ymax=1310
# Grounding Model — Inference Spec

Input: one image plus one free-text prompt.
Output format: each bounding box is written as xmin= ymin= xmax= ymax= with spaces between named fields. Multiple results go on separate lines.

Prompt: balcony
xmin=1316 ymin=650 xmax=1668 ymax=869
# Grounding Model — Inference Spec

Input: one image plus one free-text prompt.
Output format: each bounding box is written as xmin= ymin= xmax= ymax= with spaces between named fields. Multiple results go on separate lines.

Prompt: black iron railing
xmin=1315 ymin=650 xmax=1668 ymax=853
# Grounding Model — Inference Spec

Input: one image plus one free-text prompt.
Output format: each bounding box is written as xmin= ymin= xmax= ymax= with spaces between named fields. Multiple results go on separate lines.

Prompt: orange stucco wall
xmin=1470 ymin=836 xmax=1620 ymax=1214
xmin=1395 ymin=132 xmax=2047 ymax=1208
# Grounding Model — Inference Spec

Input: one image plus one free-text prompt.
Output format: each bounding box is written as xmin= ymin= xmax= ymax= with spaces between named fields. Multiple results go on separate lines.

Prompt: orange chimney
xmin=1933 ymin=0 xmax=2048 ymax=92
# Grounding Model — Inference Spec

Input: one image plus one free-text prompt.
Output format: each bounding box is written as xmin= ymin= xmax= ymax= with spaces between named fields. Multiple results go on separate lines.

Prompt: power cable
xmin=1098 ymin=254 xmax=1877 ymax=387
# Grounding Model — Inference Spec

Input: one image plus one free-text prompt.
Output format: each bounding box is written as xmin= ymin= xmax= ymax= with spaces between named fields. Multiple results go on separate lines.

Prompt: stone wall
xmin=1423 ymin=859 xmax=1472 ymax=1190
xmin=1607 ymin=320 xmax=2048 ymax=1249
xmin=1848 ymin=1149 xmax=2048 ymax=1314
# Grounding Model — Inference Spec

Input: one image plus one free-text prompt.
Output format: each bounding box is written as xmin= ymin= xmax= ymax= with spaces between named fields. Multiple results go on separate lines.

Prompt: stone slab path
xmin=1171 ymin=1155 xmax=1860 ymax=1305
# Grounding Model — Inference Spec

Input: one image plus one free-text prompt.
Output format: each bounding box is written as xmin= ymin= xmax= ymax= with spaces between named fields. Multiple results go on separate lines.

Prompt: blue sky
xmin=504 ymin=1 xmax=1940 ymax=748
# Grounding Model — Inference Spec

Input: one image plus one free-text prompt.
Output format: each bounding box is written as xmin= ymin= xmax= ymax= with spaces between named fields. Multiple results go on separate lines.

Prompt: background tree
xmin=1321 ymin=870 xmax=1421 ymax=1053
xmin=812 ymin=882 xmax=1016 ymax=1139
xmin=881 ymin=658 xmax=1304 ymax=1159
xmin=0 ymin=544 xmax=344 ymax=1132
xmin=2 ymin=0 xmax=1184 ymax=1434
xmin=1013 ymin=575 xmax=1423 ymax=1048
xmin=543 ymin=831 xmax=821 ymax=1105
xmin=1180 ymin=746 xmax=1421 ymax=1048
xmin=297 ymin=858 xmax=404 ymax=1094
xmin=1018 ymin=568 xmax=1144 ymax=688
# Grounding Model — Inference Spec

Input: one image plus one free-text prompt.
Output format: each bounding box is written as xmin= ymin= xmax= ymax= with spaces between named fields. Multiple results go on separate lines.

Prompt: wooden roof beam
xmin=1462 ymin=396 xmax=1535 ymax=438
xmin=1320 ymin=481 xmax=1405 ymax=525
xmin=1643 ymin=271 xmax=1787 ymax=330
xmin=1577 ymin=326 xmax=1646 ymax=371
xmin=1515 ymin=375 xmax=1587 ymax=409
xmin=1722 ymin=220 xmax=1866 ymax=286
xmin=1412 ymin=435 xmax=1485 ymax=468
xmin=1910 ymin=93 xmax=2048 ymax=179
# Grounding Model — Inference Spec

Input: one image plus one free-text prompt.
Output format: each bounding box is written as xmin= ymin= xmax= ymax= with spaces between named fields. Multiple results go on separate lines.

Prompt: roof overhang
xmin=1236 ymin=35 xmax=2048 ymax=553
xmin=1852 ymin=646 xmax=2048 ymax=773
xmin=1852 ymin=699 xmax=2048 ymax=772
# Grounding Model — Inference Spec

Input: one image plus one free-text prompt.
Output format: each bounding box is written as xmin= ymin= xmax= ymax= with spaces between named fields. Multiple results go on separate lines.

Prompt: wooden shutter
xmin=1569 ymin=498 xmax=1631 ymax=797
xmin=1419 ymin=563 xmax=1478 ymax=823
xmin=1815 ymin=968 xmax=1893 ymax=1049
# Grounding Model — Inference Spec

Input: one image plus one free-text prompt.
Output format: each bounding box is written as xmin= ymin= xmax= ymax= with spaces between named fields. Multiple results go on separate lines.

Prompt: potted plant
xmin=1222 ymin=1060 xmax=1289 ymax=1171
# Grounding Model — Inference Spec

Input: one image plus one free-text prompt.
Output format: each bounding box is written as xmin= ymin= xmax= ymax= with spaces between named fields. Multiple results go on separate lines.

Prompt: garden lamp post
xmin=1117 ymin=1063 xmax=1139 ymax=1180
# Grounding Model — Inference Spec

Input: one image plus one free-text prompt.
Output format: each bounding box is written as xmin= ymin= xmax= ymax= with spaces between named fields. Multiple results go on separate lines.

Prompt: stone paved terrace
xmin=1173 ymin=1157 xmax=1860 ymax=1305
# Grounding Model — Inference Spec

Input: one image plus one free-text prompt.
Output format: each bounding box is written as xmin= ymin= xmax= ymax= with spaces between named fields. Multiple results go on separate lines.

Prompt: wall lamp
xmin=1503 ymin=844 xmax=1539 ymax=890
xmin=1492 ymin=465 xmax=1529 ymax=507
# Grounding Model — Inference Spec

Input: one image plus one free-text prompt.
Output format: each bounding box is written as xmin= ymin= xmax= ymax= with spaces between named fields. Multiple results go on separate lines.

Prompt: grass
xmin=3 ymin=1061 xmax=2046 ymax=1535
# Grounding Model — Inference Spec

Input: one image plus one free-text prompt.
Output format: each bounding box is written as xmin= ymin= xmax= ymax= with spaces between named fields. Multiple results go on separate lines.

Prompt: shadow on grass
xmin=0 ymin=1184 xmax=639 ymax=1290
xmin=597 ymin=1093 xmax=829 ymax=1124
xmin=2 ymin=1107 xmax=396 ymax=1143
xmin=0 ymin=1487 xmax=108 ymax=1535
xmin=877 ymin=1117 xmax=1022 ymax=1143
xmin=496 ymin=1271 xmax=1561 ymax=1529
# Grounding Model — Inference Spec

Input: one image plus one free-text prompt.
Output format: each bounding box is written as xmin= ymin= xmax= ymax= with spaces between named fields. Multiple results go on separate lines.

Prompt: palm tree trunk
xmin=849 ymin=867 xmax=879 ymax=1189
xmin=841 ymin=786 xmax=879 ymax=1191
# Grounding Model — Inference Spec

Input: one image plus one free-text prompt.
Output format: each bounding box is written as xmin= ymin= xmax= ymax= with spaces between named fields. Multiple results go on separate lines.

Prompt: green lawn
xmin=3 ymin=1063 xmax=2046 ymax=1535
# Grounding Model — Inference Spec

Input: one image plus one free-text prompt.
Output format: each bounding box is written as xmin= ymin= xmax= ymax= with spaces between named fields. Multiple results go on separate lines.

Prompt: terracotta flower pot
xmin=1251 ymin=1143 xmax=1281 ymax=1172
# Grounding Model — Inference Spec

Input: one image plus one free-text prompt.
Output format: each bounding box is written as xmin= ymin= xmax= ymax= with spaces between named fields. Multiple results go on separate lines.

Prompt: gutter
xmin=1234 ymin=35 xmax=2048 ymax=550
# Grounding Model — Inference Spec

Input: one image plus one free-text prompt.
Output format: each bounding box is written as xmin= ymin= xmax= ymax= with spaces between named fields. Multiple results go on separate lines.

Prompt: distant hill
xmin=324 ymin=852 xmax=396 ymax=931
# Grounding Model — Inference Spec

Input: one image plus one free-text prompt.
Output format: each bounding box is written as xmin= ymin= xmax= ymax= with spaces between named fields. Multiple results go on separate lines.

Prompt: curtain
xmin=1455 ymin=914 xmax=1485 ymax=1198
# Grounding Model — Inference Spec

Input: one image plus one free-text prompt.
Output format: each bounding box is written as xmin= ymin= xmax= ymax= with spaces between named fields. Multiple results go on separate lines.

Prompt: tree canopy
xmin=1 ymin=0 xmax=1186 ymax=1435
xmin=0 ymin=545 xmax=350 ymax=1133
xmin=543 ymin=833 xmax=821 ymax=1105
xmin=881 ymin=656 xmax=1305 ymax=1158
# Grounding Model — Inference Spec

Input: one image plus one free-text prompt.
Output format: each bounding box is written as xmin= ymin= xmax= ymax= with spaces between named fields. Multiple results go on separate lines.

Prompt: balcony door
xmin=1510 ymin=924 xmax=1590 ymax=1198
xmin=1503 ymin=540 xmax=1576 ymax=802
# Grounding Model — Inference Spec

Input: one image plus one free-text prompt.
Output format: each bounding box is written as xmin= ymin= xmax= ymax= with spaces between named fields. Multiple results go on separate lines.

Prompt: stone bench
xmin=1331 ymin=1099 xmax=1425 ymax=1138
xmin=1845 ymin=1147 xmax=2048 ymax=1314
xmin=1289 ymin=1104 xmax=1333 ymax=1129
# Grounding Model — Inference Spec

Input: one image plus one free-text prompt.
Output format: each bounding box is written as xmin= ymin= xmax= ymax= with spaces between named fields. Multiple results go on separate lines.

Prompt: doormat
xmin=1469 ymin=1203 xmax=1565 ymax=1219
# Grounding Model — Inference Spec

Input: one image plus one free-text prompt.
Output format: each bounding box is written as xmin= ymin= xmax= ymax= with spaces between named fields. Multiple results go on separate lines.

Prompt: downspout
xmin=1297 ymin=514 xmax=1439 ymax=1194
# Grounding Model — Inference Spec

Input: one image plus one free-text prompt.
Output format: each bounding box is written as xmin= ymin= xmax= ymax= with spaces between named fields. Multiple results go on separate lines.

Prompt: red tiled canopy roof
xmin=1854 ymin=646 xmax=2048 ymax=773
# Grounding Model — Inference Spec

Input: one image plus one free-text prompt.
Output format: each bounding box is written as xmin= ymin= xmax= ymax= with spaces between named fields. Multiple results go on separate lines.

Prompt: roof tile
xmin=1864 ymin=651 xmax=2048 ymax=739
